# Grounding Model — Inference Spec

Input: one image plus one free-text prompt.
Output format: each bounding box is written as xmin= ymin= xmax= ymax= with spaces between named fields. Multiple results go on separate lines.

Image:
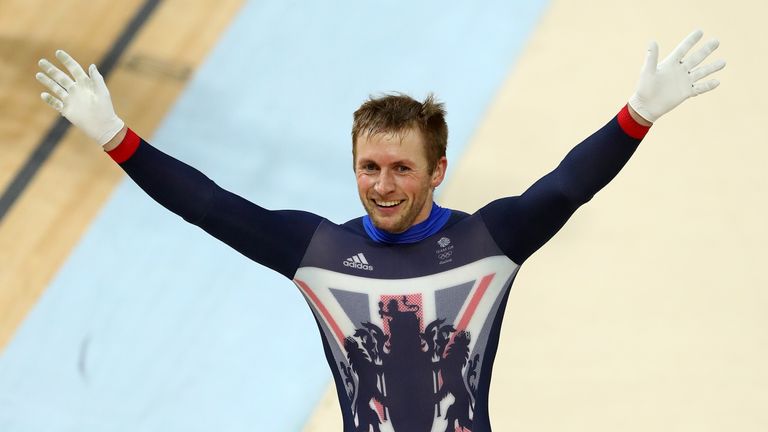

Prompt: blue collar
xmin=363 ymin=202 xmax=451 ymax=244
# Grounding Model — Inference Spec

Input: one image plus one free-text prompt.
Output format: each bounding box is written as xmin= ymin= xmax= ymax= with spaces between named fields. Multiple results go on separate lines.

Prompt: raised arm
xmin=478 ymin=30 xmax=725 ymax=265
xmin=35 ymin=50 xmax=323 ymax=279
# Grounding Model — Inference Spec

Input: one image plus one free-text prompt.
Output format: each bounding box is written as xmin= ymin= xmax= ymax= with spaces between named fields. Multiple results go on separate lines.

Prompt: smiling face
xmin=355 ymin=128 xmax=447 ymax=233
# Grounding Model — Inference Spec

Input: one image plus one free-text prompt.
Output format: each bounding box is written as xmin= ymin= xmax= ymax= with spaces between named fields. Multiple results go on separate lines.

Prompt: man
xmin=35 ymin=30 xmax=724 ymax=432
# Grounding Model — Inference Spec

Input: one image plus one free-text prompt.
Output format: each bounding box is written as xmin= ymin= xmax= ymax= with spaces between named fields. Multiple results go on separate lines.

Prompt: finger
xmin=35 ymin=72 xmax=68 ymax=100
xmin=40 ymin=92 xmax=64 ymax=112
xmin=670 ymin=29 xmax=704 ymax=63
xmin=641 ymin=41 xmax=659 ymax=75
xmin=690 ymin=59 xmax=726 ymax=82
xmin=88 ymin=64 xmax=108 ymax=94
xmin=692 ymin=79 xmax=720 ymax=96
xmin=683 ymin=39 xmax=719 ymax=69
xmin=38 ymin=58 xmax=75 ymax=90
xmin=55 ymin=50 xmax=89 ymax=83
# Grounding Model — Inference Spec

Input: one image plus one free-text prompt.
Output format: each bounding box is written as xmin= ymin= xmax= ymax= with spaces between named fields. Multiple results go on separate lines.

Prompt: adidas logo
xmin=343 ymin=253 xmax=374 ymax=271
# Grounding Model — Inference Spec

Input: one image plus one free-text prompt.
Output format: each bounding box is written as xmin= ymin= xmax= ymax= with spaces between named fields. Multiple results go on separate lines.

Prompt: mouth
xmin=373 ymin=199 xmax=404 ymax=209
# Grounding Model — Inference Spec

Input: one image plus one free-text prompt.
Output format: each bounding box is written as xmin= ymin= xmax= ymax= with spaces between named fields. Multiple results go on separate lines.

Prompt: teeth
xmin=377 ymin=200 xmax=402 ymax=207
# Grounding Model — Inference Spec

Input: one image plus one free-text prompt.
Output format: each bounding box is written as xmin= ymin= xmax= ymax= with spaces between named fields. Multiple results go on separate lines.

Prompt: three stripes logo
xmin=343 ymin=253 xmax=374 ymax=271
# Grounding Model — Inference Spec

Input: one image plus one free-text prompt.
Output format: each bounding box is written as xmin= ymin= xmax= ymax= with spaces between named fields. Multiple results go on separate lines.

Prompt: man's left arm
xmin=478 ymin=30 xmax=725 ymax=264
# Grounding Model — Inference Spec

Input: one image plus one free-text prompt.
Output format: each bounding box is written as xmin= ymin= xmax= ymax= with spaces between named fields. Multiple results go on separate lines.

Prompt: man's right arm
xmin=36 ymin=50 xmax=322 ymax=279
xmin=105 ymin=128 xmax=323 ymax=279
xmin=103 ymin=126 xmax=127 ymax=151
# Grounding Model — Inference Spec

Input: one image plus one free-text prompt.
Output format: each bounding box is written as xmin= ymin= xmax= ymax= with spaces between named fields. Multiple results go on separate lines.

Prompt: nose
xmin=374 ymin=168 xmax=396 ymax=195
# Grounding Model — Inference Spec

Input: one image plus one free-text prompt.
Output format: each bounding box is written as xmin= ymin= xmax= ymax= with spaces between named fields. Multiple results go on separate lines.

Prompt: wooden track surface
xmin=0 ymin=0 xmax=244 ymax=350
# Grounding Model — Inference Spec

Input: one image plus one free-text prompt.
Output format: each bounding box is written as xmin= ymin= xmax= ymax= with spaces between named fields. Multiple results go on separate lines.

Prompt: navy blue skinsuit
xmin=107 ymin=106 xmax=649 ymax=432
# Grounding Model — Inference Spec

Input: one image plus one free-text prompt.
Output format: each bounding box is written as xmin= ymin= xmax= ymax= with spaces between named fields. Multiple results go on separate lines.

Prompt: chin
xmin=369 ymin=216 xmax=403 ymax=233
xmin=372 ymin=220 xmax=398 ymax=233
xmin=365 ymin=202 xmax=416 ymax=233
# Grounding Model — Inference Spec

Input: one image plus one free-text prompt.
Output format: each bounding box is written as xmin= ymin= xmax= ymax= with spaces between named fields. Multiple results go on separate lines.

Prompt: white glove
xmin=629 ymin=29 xmax=726 ymax=123
xmin=36 ymin=50 xmax=125 ymax=146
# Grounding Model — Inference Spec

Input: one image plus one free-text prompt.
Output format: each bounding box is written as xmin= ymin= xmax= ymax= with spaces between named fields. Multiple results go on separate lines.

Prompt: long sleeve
xmin=477 ymin=105 xmax=651 ymax=264
xmin=106 ymin=129 xmax=323 ymax=279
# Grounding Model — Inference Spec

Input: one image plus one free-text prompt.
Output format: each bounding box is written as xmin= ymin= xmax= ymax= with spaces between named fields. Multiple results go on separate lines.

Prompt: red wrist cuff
xmin=106 ymin=128 xmax=141 ymax=163
xmin=617 ymin=104 xmax=651 ymax=139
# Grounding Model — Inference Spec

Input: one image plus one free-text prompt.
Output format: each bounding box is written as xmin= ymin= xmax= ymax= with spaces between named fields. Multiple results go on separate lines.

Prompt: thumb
xmin=89 ymin=64 xmax=109 ymax=94
xmin=641 ymin=41 xmax=659 ymax=75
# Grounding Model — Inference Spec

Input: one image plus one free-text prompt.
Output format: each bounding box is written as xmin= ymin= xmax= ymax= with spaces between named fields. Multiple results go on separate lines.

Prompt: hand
xmin=36 ymin=50 xmax=125 ymax=146
xmin=629 ymin=29 xmax=726 ymax=123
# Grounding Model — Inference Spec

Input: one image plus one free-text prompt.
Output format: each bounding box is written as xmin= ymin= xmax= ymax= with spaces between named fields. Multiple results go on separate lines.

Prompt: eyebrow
xmin=356 ymin=158 xmax=415 ymax=167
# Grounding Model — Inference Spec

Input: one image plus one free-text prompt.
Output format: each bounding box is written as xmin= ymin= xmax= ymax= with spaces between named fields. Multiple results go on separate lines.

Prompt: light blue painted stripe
xmin=0 ymin=1 xmax=548 ymax=430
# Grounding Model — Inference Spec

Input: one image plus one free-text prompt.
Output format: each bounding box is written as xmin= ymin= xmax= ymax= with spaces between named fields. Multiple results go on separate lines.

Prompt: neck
xmin=363 ymin=201 xmax=451 ymax=244
xmin=409 ymin=198 xmax=434 ymax=229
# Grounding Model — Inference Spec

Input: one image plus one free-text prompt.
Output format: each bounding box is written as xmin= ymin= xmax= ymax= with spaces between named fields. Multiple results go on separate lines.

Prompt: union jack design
xmin=294 ymin=256 xmax=519 ymax=432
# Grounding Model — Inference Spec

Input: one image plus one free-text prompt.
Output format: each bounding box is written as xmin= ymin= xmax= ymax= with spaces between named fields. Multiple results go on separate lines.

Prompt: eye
xmin=396 ymin=165 xmax=411 ymax=173
xmin=360 ymin=162 xmax=377 ymax=172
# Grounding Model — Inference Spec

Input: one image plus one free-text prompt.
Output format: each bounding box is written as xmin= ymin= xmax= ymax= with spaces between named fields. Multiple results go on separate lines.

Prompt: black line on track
xmin=0 ymin=0 xmax=162 ymax=223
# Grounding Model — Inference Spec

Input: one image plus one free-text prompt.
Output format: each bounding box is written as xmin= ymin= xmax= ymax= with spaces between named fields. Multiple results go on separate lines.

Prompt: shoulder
xmin=444 ymin=208 xmax=470 ymax=227
xmin=473 ymin=197 xmax=523 ymax=219
xmin=341 ymin=216 xmax=366 ymax=236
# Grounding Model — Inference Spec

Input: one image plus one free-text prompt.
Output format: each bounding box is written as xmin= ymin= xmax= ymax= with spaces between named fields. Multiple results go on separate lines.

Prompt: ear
xmin=430 ymin=156 xmax=448 ymax=189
